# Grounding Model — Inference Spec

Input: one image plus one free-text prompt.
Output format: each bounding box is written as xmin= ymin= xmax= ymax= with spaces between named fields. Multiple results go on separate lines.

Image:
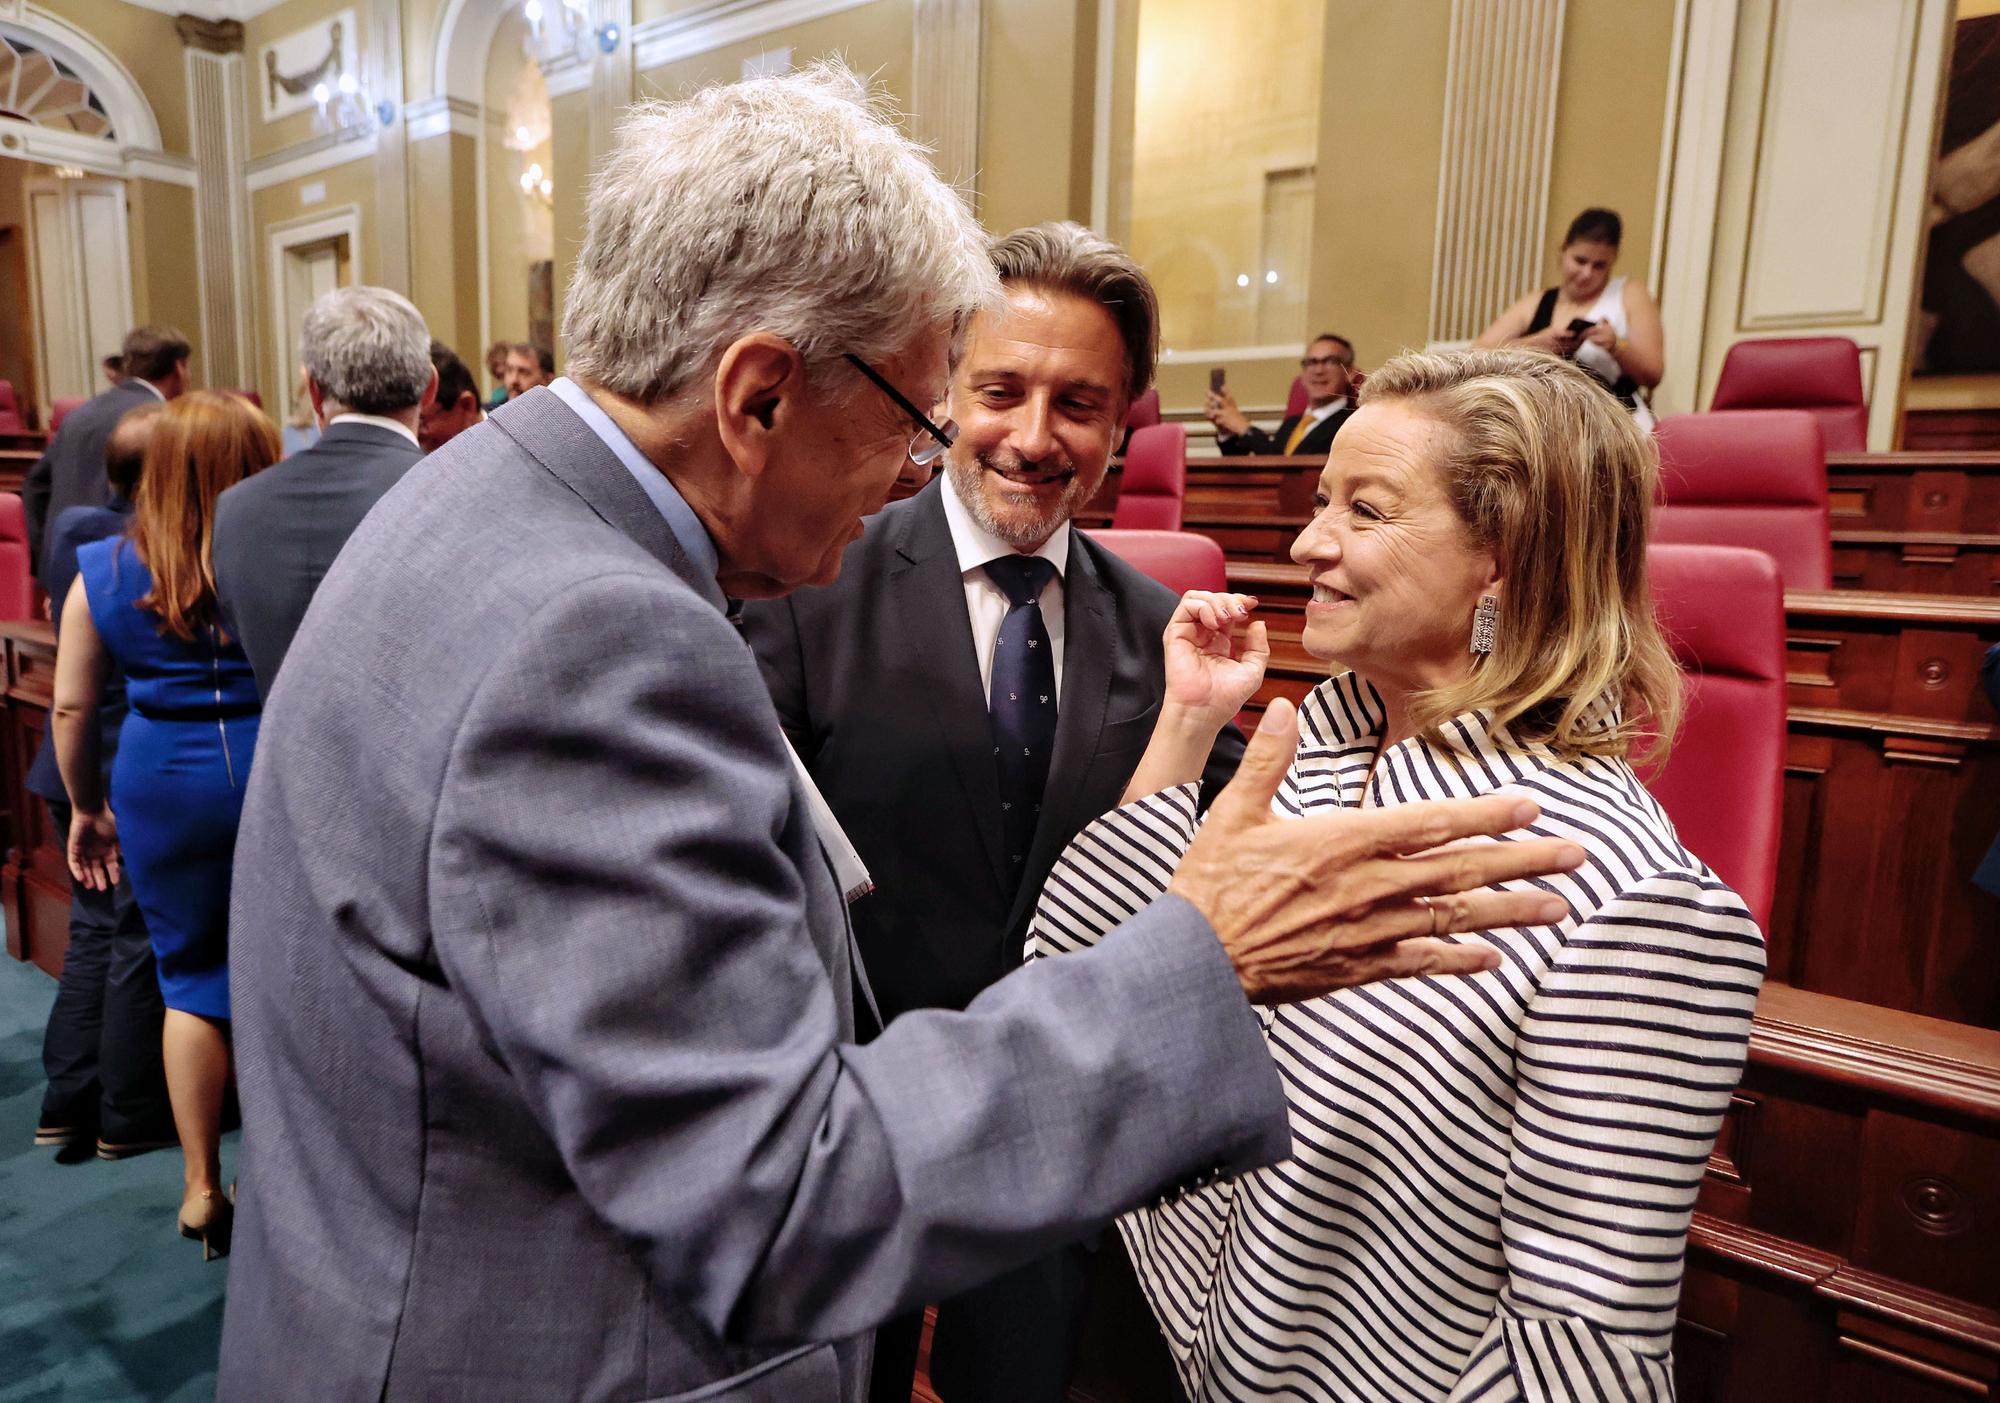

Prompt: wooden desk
xmin=1828 ymin=450 xmax=2000 ymax=536
xmin=0 ymin=620 xmax=64 ymax=974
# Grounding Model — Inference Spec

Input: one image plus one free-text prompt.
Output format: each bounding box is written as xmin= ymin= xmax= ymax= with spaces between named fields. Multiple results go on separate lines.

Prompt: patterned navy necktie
xmin=983 ymin=554 xmax=1059 ymax=887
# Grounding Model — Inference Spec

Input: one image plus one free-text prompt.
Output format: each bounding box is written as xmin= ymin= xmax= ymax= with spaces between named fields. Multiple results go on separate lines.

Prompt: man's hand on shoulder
xmin=1169 ymin=699 xmax=1583 ymax=1004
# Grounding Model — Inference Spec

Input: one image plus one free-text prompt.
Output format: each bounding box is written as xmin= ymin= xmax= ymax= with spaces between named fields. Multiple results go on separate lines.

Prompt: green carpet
xmin=0 ymin=954 xmax=237 ymax=1402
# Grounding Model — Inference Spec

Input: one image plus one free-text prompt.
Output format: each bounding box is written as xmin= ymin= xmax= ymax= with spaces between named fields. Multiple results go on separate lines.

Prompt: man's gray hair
xmin=301 ymin=286 xmax=433 ymax=415
xmin=562 ymin=61 xmax=999 ymax=406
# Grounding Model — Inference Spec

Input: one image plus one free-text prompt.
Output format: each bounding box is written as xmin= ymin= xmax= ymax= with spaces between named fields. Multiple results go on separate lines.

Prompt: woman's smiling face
xmin=1289 ymin=401 xmax=1502 ymax=698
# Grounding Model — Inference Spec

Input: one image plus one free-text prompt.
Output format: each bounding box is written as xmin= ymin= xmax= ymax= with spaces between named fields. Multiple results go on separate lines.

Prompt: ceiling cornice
xmin=113 ymin=1 xmax=293 ymax=21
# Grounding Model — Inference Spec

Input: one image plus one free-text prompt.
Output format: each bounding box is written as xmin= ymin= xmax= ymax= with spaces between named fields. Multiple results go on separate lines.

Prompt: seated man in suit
xmin=31 ymin=405 xmax=172 ymax=1162
xmin=212 ymin=286 xmax=434 ymax=697
xmin=1205 ymin=332 xmax=1359 ymax=456
xmin=23 ymin=325 xmax=189 ymax=580
xmin=418 ymin=341 xmax=484 ymax=453
xmin=743 ymin=221 xmax=1244 ymax=1403
xmin=217 ymin=64 xmax=1578 ymax=1403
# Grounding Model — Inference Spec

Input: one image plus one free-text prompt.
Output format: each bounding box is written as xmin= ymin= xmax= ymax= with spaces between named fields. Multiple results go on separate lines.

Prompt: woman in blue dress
xmin=52 ymin=389 xmax=277 ymax=1260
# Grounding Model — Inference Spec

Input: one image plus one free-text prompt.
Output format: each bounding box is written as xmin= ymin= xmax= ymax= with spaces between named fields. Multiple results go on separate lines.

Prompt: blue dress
xmin=78 ymin=537 xmax=259 ymax=1020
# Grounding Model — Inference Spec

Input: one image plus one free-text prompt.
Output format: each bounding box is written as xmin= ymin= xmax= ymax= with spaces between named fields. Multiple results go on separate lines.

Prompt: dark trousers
xmin=37 ymin=799 xmax=170 ymax=1143
xmin=870 ymin=1240 xmax=1095 ymax=1403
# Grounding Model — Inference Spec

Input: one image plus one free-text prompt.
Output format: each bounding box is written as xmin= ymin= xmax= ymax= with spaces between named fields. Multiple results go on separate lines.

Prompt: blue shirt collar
xmin=550 ymin=377 xmax=728 ymax=613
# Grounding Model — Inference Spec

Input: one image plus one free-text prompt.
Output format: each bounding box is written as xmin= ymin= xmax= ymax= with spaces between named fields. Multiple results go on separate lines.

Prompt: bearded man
xmin=741 ymin=222 xmax=1245 ymax=1403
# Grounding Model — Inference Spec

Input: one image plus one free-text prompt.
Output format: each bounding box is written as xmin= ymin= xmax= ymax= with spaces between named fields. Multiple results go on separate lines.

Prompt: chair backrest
xmin=1122 ymin=387 xmax=1160 ymax=432
xmin=0 ymin=380 xmax=22 ymax=434
xmin=230 ymin=388 xmax=263 ymax=409
xmin=1709 ymin=336 xmax=1867 ymax=453
xmin=49 ymin=396 xmax=87 ymax=434
xmin=0 ymin=493 xmax=35 ymax=621
xmin=1285 ymin=376 xmax=1309 ymax=419
xmin=1087 ymin=528 xmax=1227 ymax=596
xmin=1642 ymin=542 xmax=1786 ymax=932
xmin=1113 ymin=422 xmax=1187 ymax=530
xmin=1653 ymin=409 xmax=1831 ymax=591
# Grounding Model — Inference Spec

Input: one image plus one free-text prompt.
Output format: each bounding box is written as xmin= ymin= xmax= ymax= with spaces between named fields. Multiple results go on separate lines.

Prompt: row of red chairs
xmin=2 ymin=383 xmax=267 ymax=438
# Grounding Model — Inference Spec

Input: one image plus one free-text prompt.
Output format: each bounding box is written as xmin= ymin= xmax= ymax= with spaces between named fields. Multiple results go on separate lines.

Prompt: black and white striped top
xmin=1029 ymin=674 xmax=1764 ymax=1402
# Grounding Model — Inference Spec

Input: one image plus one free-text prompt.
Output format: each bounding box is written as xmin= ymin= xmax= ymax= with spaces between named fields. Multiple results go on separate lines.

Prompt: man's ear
xmin=418 ymin=365 xmax=440 ymax=414
xmin=305 ymin=372 xmax=330 ymax=427
xmin=712 ymin=333 xmax=803 ymax=480
xmin=454 ymin=391 xmax=480 ymax=417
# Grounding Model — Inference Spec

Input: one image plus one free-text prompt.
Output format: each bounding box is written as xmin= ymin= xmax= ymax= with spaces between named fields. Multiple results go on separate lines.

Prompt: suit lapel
xmin=1005 ymin=533 xmax=1114 ymax=933
xmin=891 ymin=486 xmax=1011 ymax=898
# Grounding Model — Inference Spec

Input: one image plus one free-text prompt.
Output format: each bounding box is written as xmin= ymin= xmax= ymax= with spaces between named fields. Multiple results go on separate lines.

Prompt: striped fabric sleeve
xmin=1446 ymin=872 xmax=1765 ymax=1403
xmin=1027 ymin=782 xmax=1203 ymax=961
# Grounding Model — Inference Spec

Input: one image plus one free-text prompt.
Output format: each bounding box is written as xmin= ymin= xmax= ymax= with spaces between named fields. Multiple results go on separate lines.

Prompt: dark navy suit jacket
xmin=22 ymin=379 xmax=160 ymax=581
xmin=211 ymin=419 xmax=424 ymax=698
xmin=27 ymin=499 xmax=134 ymax=804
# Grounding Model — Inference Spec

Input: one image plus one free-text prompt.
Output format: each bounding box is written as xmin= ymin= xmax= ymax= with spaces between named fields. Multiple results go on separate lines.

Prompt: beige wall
xmin=979 ymin=0 xmax=1097 ymax=233
xmin=242 ymin=0 xmax=362 ymax=161
xmin=634 ymin=0 xmax=914 ymax=105
xmin=548 ymin=86 xmax=591 ymax=367
xmin=408 ymin=130 xmax=484 ymax=364
xmin=126 ymin=178 xmax=205 ymax=381
xmin=1543 ymin=0 xmax=1676 ymax=288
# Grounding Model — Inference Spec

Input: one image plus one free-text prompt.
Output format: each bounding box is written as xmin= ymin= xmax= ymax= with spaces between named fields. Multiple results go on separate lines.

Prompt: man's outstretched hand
xmin=1170 ymin=699 xmax=1582 ymax=1005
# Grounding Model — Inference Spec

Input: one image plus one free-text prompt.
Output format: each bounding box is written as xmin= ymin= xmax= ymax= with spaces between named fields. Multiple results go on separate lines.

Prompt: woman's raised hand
xmin=1163 ymin=590 xmax=1268 ymax=724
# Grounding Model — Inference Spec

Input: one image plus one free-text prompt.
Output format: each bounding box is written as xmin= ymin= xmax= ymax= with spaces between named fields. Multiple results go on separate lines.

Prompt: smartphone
xmin=1566 ymin=318 xmax=1596 ymax=334
xmin=1209 ymin=367 xmax=1226 ymax=394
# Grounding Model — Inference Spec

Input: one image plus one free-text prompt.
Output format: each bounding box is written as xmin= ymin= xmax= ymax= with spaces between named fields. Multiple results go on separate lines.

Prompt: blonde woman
xmin=1031 ymin=348 xmax=1763 ymax=1401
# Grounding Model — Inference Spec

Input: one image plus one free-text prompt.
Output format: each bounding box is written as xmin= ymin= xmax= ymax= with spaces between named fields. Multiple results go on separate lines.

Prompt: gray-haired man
xmin=217 ymin=65 xmax=1577 ymax=1403
xmin=212 ymin=285 xmax=435 ymax=696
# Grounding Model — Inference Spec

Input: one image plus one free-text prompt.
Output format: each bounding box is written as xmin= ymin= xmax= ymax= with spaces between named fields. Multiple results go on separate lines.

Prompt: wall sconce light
xmin=520 ymin=161 xmax=554 ymax=208
xmin=596 ymin=22 xmax=622 ymax=54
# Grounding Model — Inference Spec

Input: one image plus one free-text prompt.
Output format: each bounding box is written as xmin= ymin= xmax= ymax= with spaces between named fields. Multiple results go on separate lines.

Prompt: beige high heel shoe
xmin=178 ymin=1189 xmax=234 ymax=1261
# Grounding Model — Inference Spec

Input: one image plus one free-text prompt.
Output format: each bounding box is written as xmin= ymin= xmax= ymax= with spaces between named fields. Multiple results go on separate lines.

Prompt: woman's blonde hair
xmin=130 ymin=390 xmax=280 ymax=640
xmin=1358 ymin=347 xmax=1680 ymax=763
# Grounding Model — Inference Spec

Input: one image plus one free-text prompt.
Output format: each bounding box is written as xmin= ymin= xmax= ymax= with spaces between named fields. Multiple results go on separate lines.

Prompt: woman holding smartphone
xmin=1476 ymin=207 xmax=1663 ymax=427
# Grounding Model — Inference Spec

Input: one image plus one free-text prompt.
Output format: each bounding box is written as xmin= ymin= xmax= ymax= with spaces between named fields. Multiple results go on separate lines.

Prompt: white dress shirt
xmin=938 ymin=471 xmax=1070 ymax=704
xmin=327 ymin=411 xmax=421 ymax=448
xmin=1295 ymin=394 xmax=1348 ymax=432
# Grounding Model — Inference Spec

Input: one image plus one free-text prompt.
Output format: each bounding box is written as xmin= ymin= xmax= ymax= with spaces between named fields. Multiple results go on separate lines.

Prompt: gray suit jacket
xmin=212 ymin=419 xmax=424 ymax=697
xmin=216 ymin=387 xmax=1289 ymax=1403
xmin=22 ymin=377 xmax=159 ymax=581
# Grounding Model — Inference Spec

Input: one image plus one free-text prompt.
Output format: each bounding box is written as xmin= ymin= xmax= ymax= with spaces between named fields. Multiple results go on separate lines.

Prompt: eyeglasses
xmin=844 ymin=353 xmax=957 ymax=468
xmin=1301 ymin=355 xmax=1354 ymax=371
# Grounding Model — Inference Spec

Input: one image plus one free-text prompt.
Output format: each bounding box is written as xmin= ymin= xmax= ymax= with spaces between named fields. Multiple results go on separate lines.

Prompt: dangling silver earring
xmin=1470 ymin=594 xmax=1498 ymax=655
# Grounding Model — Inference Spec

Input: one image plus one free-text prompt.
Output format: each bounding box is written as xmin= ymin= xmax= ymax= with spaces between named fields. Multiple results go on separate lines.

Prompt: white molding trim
xmin=1089 ymin=0 xmax=1116 ymax=234
xmin=112 ymin=0 xmax=291 ymax=18
xmin=542 ymin=51 xmax=590 ymax=96
xmin=244 ymin=126 xmax=379 ymax=192
xmin=122 ymin=149 xmax=200 ymax=187
xmin=1159 ymin=342 xmax=1302 ymax=364
xmin=2 ymin=8 xmax=164 ymax=149
xmin=434 ymin=0 xmax=514 ymax=107
xmin=1651 ymin=0 xmax=1740 ymax=418
xmin=265 ymin=204 xmax=363 ymax=410
xmin=631 ymin=0 xmax=881 ymax=75
xmin=406 ymin=95 xmax=482 ymax=142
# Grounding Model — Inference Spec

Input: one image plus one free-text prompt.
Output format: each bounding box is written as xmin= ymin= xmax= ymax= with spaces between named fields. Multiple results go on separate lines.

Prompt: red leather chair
xmin=1088 ymin=528 xmax=1227 ymax=596
xmin=1643 ymin=543 xmax=1786 ymax=932
xmin=0 ymin=380 xmax=25 ymax=434
xmin=230 ymin=388 xmax=263 ymax=409
xmin=1653 ymin=409 xmax=1830 ymax=591
xmin=1709 ymin=336 xmax=1867 ymax=453
xmin=0 ymin=494 xmax=36 ymax=621
xmin=1112 ymin=423 xmax=1187 ymax=530
xmin=50 ymin=396 xmax=87 ymax=434
xmin=1285 ymin=376 xmax=1308 ymax=419
xmin=1122 ymin=387 xmax=1160 ymax=433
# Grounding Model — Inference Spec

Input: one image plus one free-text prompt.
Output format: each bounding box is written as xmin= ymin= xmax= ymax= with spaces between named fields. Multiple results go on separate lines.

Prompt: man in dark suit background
xmin=30 ymin=405 xmax=172 ymax=1161
xmin=212 ymin=285 xmax=434 ymax=697
xmin=1205 ymin=331 xmax=1360 ymax=456
xmin=23 ymin=325 xmax=189 ymax=579
xmin=743 ymin=222 xmax=1246 ymax=1403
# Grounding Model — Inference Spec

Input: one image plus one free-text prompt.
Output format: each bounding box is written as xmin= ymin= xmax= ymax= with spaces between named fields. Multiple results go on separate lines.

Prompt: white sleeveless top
xmin=1573 ymin=276 xmax=1654 ymax=428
